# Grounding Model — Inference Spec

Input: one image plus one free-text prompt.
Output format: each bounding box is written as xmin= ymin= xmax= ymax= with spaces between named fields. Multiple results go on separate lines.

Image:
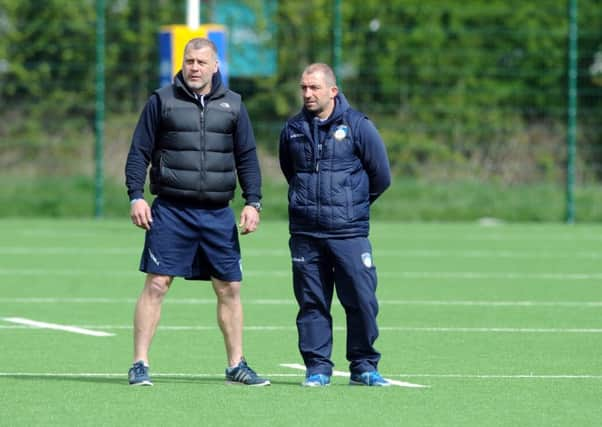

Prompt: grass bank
xmin=1 ymin=175 xmax=600 ymax=222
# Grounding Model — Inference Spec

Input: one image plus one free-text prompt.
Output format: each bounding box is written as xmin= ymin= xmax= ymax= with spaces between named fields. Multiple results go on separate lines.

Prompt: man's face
xmin=181 ymin=46 xmax=218 ymax=94
xmin=300 ymin=71 xmax=338 ymax=119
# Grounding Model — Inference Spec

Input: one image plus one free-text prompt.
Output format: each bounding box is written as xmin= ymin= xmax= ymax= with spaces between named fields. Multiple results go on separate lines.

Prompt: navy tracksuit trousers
xmin=289 ymin=235 xmax=381 ymax=376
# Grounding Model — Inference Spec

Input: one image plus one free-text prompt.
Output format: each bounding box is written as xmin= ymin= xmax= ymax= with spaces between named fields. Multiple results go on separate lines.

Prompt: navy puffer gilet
xmin=281 ymin=94 xmax=371 ymax=238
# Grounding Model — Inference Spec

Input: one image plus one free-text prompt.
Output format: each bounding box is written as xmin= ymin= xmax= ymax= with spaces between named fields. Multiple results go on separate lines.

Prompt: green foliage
xmin=339 ymin=1 xmax=577 ymax=181
xmin=0 ymin=0 xmax=180 ymax=134
xmin=1 ymin=0 xmax=599 ymax=136
xmin=0 ymin=0 xmax=96 ymax=134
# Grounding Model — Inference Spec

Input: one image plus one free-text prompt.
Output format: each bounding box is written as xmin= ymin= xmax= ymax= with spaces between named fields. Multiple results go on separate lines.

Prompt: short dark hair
xmin=302 ymin=63 xmax=337 ymax=86
xmin=184 ymin=38 xmax=217 ymax=57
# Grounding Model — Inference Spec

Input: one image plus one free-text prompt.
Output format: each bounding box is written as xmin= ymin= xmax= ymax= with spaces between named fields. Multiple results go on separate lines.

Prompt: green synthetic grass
xmin=1 ymin=219 xmax=602 ymax=426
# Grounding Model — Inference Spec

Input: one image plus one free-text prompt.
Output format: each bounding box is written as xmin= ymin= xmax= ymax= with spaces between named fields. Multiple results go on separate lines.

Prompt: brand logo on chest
xmin=333 ymin=125 xmax=349 ymax=141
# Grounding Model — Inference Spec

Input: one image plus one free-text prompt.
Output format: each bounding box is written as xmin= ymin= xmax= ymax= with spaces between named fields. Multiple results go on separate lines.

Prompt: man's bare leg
xmin=211 ymin=277 xmax=243 ymax=366
xmin=133 ymin=273 xmax=173 ymax=364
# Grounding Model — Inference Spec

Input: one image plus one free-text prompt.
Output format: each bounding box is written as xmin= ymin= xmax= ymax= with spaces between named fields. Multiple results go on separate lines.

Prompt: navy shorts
xmin=139 ymin=198 xmax=242 ymax=282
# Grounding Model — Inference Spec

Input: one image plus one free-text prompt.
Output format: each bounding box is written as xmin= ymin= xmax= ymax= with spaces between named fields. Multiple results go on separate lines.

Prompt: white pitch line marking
xmin=0 ymin=372 xmax=601 ymax=380
xmin=5 ymin=324 xmax=602 ymax=334
xmin=5 ymin=297 xmax=602 ymax=308
xmin=1 ymin=269 xmax=602 ymax=281
xmin=380 ymin=272 xmax=602 ymax=280
xmin=3 ymin=247 xmax=602 ymax=259
xmin=399 ymin=373 xmax=602 ymax=379
xmin=280 ymin=363 xmax=429 ymax=388
xmin=0 ymin=372 xmax=301 ymax=379
xmin=2 ymin=317 xmax=114 ymax=337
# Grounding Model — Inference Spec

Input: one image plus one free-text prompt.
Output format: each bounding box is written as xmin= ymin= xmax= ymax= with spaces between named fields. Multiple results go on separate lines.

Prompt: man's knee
xmin=144 ymin=274 xmax=172 ymax=298
xmin=212 ymin=278 xmax=241 ymax=300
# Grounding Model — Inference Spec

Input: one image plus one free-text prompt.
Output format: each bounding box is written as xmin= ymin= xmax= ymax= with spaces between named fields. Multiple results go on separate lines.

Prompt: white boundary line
xmin=0 ymin=247 xmax=139 ymax=254
xmin=381 ymin=272 xmax=602 ymax=280
xmin=375 ymin=233 xmax=602 ymax=242
xmin=3 ymin=247 xmax=602 ymax=259
xmin=3 ymin=297 xmax=602 ymax=307
xmin=0 ymin=372 xmax=298 ymax=378
xmin=3 ymin=324 xmax=602 ymax=334
xmin=0 ymin=372 xmax=600 ymax=380
xmin=395 ymin=373 xmax=602 ymax=379
xmin=1 ymin=268 xmax=602 ymax=280
xmin=1 ymin=317 xmax=114 ymax=337
xmin=8 ymin=227 xmax=602 ymax=241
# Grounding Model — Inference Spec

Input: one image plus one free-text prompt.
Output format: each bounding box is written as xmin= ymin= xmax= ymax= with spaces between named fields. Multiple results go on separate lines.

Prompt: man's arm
xmin=355 ymin=118 xmax=392 ymax=203
xmin=233 ymin=103 xmax=262 ymax=204
xmin=234 ymin=103 xmax=262 ymax=235
xmin=125 ymin=94 xmax=160 ymax=201
xmin=125 ymin=95 xmax=160 ymax=230
xmin=278 ymin=127 xmax=293 ymax=184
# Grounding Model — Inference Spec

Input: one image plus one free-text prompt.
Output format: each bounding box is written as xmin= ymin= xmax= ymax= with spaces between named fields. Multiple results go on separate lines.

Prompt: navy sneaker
xmin=128 ymin=360 xmax=153 ymax=386
xmin=349 ymin=371 xmax=391 ymax=387
xmin=302 ymin=373 xmax=331 ymax=387
xmin=225 ymin=358 xmax=271 ymax=386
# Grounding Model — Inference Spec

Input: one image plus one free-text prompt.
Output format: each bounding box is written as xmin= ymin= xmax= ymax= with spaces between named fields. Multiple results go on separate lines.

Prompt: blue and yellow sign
xmin=158 ymin=24 xmax=228 ymax=88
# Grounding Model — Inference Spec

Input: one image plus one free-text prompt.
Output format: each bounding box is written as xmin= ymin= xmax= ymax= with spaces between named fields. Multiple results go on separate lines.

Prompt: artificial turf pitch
xmin=1 ymin=219 xmax=601 ymax=426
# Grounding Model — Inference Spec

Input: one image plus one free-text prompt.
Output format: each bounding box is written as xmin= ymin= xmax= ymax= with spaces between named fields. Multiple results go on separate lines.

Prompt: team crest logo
xmin=333 ymin=125 xmax=348 ymax=141
xmin=361 ymin=252 xmax=373 ymax=268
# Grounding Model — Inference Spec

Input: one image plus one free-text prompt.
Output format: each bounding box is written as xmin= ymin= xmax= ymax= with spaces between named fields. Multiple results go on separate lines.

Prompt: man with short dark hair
xmin=279 ymin=63 xmax=392 ymax=387
xmin=125 ymin=37 xmax=269 ymax=387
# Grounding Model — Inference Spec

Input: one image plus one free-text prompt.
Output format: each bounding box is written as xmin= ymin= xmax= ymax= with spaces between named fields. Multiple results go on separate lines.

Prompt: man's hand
xmin=239 ymin=205 xmax=260 ymax=235
xmin=130 ymin=199 xmax=152 ymax=230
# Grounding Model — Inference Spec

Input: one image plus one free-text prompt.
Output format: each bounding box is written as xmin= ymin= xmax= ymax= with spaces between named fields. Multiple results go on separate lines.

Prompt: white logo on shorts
xmin=239 ymin=259 xmax=243 ymax=274
xmin=149 ymin=249 xmax=160 ymax=266
xmin=361 ymin=252 xmax=372 ymax=268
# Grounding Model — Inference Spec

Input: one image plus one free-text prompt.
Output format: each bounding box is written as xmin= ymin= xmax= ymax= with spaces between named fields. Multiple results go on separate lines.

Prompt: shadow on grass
xmin=0 ymin=374 xmax=301 ymax=387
